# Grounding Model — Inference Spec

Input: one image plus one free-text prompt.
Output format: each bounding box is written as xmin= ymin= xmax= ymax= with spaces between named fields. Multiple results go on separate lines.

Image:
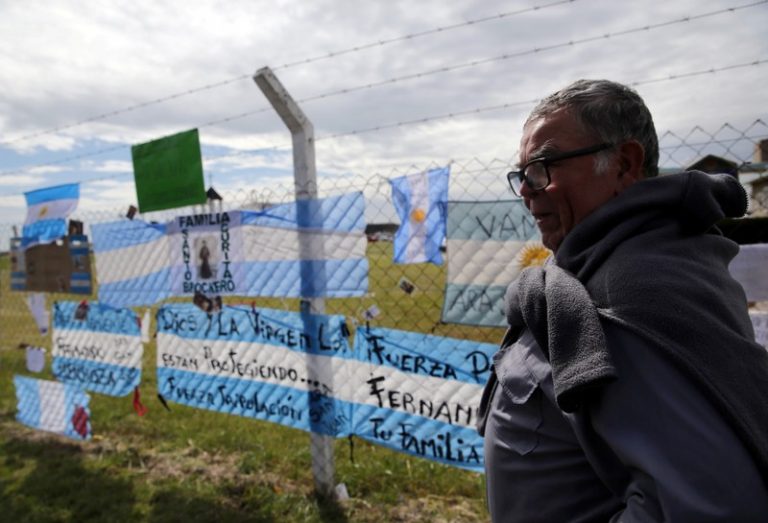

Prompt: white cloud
xmin=0 ymin=0 xmax=765 ymax=213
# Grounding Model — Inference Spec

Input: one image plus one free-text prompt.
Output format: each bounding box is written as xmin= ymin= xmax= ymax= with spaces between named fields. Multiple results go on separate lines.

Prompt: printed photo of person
xmin=194 ymin=236 xmax=218 ymax=280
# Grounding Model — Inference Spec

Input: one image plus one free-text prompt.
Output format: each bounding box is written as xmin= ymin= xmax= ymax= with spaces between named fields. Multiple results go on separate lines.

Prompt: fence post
xmin=253 ymin=66 xmax=336 ymax=498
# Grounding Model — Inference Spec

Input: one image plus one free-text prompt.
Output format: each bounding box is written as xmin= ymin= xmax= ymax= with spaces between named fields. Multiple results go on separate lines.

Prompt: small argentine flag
xmin=390 ymin=166 xmax=450 ymax=265
xmin=22 ymin=183 xmax=79 ymax=247
xmin=14 ymin=375 xmax=91 ymax=440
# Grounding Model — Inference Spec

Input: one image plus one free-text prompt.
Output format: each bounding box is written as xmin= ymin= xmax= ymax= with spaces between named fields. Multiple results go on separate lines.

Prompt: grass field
xmin=0 ymin=242 xmax=506 ymax=522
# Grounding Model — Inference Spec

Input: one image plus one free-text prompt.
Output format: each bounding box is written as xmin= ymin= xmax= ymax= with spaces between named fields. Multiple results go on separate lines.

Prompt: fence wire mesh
xmin=0 ymin=121 xmax=766 ymax=495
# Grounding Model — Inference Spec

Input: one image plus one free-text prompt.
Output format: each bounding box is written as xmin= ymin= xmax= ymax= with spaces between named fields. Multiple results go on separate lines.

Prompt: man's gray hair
xmin=526 ymin=79 xmax=659 ymax=178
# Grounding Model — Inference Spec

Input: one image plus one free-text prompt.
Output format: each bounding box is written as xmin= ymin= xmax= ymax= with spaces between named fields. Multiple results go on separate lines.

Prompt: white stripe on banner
xmin=730 ymin=243 xmax=768 ymax=301
xmin=446 ymin=238 xmax=532 ymax=287
xmin=37 ymin=379 xmax=69 ymax=433
xmin=346 ymin=363 xmax=484 ymax=429
xmin=24 ymin=198 xmax=79 ymax=226
xmin=157 ymin=333 xmax=350 ymax=397
xmin=241 ymin=228 xmax=367 ymax=262
xmin=405 ymin=171 xmax=429 ymax=262
xmin=54 ymin=329 xmax=143 ymax=369
xmin=750 ymin=311 xmax=768 ymax=350
xmin=95 ymin=234 xmax=170 ymax=285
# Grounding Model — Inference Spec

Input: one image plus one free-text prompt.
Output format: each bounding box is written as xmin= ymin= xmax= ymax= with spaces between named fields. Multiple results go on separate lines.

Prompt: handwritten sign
xmin=442 ymin=200 xmax=542 ymax=326
xmin=156 ymin=303 xmax=353 ymax=436
xmin=351 ymin=327 xmax=496 ymax=471
xmin=52 ymin=301 xmax=143 ymax=396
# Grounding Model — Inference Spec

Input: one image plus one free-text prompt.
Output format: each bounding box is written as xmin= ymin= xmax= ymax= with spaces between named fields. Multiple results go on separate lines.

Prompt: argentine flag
xmin=14 ymin=375 xmax=91 ymax=440
xmin=390 ymin=166 xmax=449 ymax=265
xmin=22 ymin=183 xmax=79 ymax=246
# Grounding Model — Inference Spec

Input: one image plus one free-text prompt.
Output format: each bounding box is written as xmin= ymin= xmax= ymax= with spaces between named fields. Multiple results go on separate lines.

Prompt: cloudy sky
xmin=0 ymin=0 xmax=766 ymax=225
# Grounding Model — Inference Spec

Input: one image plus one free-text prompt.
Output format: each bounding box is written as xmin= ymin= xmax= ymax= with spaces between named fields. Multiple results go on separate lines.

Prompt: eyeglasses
xmin=506 ymin=142 xmax=613 ymax=196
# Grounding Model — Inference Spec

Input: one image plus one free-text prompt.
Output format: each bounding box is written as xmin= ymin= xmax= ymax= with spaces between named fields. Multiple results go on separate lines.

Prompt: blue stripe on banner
xmin=354 ymin=327 xmax=497 ymax=385
xmin=157 ymin=367 xmax=353 ymax=436
xmin=352 ymin=405 xmax=484 ymax=471
xmin=97 ymin=268 xmax=173 ymax=308
xmin=24 ymin=183 xmax=79 ymax=205
xmin=14 ymin=376 xmax=42 ymax=430
xmin=52 ymin=357 xmax=140 ymax=397
xmin=21 ymin=219 xmax=67 ymax=246
xmin=156 ymin=304 xmax=354 ymax=358
xmin=53 ymin=301 xmax=141 ymax=335
xmin=91 ymin=219 xmax=167 ymax=252
xmin=241 ymin=192 xmax=365 ymax=232
xmin=446 ymin=200 xmax=538 ymax=241
xmin=442 ymin=282 xmax=508 ymax=327
xmin=70 ymin=273 xmax=91 ymax=280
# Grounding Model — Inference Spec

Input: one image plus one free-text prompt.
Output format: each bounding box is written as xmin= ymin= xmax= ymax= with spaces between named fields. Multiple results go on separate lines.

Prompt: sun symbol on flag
xmin=410 ymin=208 xmax=426 ymax=222
xmin=37 ymin=205 xmax=49 ymax=218
xmin=517 ymin=242 xmax=551 ymax=268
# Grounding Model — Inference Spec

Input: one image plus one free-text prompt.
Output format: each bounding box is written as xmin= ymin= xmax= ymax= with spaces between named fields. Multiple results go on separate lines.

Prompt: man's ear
xmin=614 ymin=140 xmax=645 ymax=193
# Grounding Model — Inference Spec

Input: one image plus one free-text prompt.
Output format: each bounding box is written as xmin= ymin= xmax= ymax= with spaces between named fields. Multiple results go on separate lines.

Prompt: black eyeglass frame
xmin=506 ymin=142 xmax=614 ymax=196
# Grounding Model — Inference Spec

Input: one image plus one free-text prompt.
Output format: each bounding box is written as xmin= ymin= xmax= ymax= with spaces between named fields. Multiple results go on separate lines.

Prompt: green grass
xmin=0 ymin=243 xmax=503 ymax=522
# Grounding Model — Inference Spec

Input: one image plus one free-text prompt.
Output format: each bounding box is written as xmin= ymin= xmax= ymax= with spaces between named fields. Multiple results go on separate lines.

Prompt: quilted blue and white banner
xmin=442 ymin=200 xmax=544 ymax=327
xmin=750 ymin=311 xmax=768 ymax=350
xmin=52 ymin=301 xmax=143 ymax=396
xmin=14 ymin=375 xmax=91 ymax=440
xmin=730 ymin=243 xmax=768 ymax=302
xmin=91 ymin=219 xmax=171 ymax=307
xmin=92 ymin=192 xmax=368 ymax=307
xmin=156 ymin=303 xmax=354 ymax=436
xmin=390 ymin=166 xmax=449 ymax=265
xmin=350 ymin=327 xmax=496 ymax=471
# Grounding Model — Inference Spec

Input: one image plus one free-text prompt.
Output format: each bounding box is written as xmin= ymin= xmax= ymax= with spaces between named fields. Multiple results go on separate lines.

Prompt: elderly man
xmin=477 ymin=79 xmax=768 ymax=522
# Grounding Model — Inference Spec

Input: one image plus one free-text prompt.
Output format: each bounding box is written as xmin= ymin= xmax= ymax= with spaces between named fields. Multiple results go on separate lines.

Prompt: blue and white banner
xmin=351 ymin=327 xmax=496 ymax=471
xmin=750 ymin=311 xmax=768 ymax=350
xmin=390 ymin=166 xmax=449 ymax=265
xmin=156 ymin=303 xmax=354 ymax=436
xmin=442 ymin=200 xmax=545 ymax=327
xmin=14 ymin=375 xmax=91 ymax=440
xmin=52 ymin=301 xmax=143 ymax=397
xmin=22 ymin=183 xmax=79 ymax=246
xmin=91 ymin=219 xmax=172 ymax=307
xmin=730 ymin=243 xmax=768 ymax=302
xmin=92 ymin=192 xmax=368 ymax=307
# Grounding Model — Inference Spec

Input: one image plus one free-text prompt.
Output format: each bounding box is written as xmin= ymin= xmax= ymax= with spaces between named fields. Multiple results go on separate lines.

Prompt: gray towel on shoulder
xmin=505 ymin=263 xmax=615 ymax=412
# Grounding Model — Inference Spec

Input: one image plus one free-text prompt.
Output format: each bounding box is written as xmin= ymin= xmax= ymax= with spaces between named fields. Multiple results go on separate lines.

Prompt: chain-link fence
xmin=1 ymin=120 xmax=767 ymax=497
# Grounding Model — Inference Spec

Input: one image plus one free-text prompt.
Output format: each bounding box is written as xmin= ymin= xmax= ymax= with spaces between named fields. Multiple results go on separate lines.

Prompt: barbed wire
xmin=0 ymin=56 xmax=766 ymax=189
xmin=0 ymin=0 xmax=579 ymax=148
xmin=2 ymin=0 xmax=764 ymax=160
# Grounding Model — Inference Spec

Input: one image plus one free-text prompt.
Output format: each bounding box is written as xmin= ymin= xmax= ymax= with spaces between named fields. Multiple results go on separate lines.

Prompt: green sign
xmin=132 ymin=129 xmax=207 ymax=213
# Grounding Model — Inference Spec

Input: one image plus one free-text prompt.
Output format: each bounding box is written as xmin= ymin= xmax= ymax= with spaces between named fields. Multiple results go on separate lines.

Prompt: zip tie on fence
xmin=348 ymin=435 xmax=355 ymax=464
xmin=157 ymin=393 xmax=172 ymax=412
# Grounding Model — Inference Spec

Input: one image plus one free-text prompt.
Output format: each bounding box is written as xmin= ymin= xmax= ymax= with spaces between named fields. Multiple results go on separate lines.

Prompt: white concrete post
xmin=253 ymin=66 xmax=336 ymax=498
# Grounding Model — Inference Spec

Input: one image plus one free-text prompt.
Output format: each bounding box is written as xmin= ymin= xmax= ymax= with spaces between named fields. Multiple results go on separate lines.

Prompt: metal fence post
xmin=253 ymin=66 xmax=336 ymax=498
